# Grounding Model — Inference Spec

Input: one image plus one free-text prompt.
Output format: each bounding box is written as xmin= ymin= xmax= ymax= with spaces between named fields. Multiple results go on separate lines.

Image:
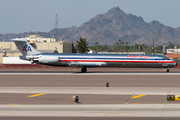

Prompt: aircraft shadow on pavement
xmin=0 ymin=71 xmax=176 ymax=73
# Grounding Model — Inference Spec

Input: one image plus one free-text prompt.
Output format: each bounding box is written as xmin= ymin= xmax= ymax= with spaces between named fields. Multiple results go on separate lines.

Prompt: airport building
xmin=166 ymin=48 xmax=180 ymax=59
xmin=0 ymin=34 xmax=77 ymax=64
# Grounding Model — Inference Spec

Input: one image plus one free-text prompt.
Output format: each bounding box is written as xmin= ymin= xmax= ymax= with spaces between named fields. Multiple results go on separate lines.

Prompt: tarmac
xmin=1 ymin=104 xmax=180 ymax=117
xmin=0 ymin=67 xmax=180 ymax=119
xmin=1 ymin=74 xmax=180 ymax=87
xmin=0 ymin=93 xmax=178 ymax=104
xmin=0 ymin=117 xmax=179 ymax=120
xmin=0 ymin=87 xmax=180 ymax=95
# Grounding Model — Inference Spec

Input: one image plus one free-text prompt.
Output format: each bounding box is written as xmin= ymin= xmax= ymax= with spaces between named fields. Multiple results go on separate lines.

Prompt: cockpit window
xmin=164 ymin=57 xmax=170 ymax=60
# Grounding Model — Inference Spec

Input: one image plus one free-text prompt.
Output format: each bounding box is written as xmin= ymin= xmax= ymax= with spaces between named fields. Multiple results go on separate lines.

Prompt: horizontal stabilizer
xmin=11 ymin=39 xmax=27 ymax=42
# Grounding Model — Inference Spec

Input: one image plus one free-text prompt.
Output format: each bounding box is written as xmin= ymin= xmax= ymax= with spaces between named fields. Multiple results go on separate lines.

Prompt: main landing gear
xmin=81 ymin=67 xmax=87 ymax=73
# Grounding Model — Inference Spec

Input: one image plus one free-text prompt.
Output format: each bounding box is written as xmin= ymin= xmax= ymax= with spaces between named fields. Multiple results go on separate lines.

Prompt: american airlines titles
xmin=127 ymin=55 xmax=149 ymax=58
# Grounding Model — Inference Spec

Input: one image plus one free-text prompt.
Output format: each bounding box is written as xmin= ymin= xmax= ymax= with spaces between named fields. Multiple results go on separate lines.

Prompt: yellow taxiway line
xmin=28 ymin=93 xmax=46 ymax=97
xmin=131 ymin=95 xmax=145 ymax=99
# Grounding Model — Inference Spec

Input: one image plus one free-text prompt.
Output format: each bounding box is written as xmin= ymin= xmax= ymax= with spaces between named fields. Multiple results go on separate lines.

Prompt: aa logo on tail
xmin=22 ymin=44 xmax=32 ymax=52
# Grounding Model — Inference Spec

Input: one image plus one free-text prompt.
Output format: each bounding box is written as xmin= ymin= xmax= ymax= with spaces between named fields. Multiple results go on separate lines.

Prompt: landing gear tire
xmin=31 ymin=60 xmax=34 ymax=64
xmin=81 ymin=68 xmax=87 ymax=73
xmin=167 ymin=68 xmax=169 ymax=72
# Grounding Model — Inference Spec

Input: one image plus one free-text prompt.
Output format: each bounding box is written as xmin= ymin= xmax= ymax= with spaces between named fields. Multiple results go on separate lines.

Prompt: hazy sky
xmin=0 ymin=0 xmax=180 ymax=34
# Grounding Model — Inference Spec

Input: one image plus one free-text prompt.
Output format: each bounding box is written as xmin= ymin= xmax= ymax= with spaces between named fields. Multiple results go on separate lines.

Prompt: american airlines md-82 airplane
xmin=12 ymin=38 xmax=177 ymax=72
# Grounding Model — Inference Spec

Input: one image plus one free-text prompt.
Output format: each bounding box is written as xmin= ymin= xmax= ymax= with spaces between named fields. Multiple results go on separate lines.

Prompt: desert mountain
xmin=1 ymin=6 xmax=180 ymax=45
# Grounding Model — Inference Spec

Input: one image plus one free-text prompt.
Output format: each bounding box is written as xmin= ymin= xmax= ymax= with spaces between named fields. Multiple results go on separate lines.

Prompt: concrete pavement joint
xmin=161 ymin=104 xmax=167 ymax=117
xmin=94 ymin=104 xmax=117 ymax=117
xmin=128 ymin=87 xmax=135 ymax=95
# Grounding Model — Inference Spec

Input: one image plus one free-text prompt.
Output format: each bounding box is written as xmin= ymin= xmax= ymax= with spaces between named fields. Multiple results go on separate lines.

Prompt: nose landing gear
xmin=81 ymin=67 xmax=87 ymax=73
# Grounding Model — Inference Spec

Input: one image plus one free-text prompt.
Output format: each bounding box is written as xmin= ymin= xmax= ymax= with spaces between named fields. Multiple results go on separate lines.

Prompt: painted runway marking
xmin=28 ymin=93 xmax=46 ymax=97
xmin=131 ymin=95 xmax=145 ymax=99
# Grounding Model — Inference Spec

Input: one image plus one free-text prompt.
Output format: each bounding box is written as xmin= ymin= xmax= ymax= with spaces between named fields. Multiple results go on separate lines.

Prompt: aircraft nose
xmin=175 ymin=63 xmax=177 ymax=66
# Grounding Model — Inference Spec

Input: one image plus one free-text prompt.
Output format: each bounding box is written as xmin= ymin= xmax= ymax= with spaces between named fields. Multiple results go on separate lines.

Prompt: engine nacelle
xmin=38 ymin=56 xmax=59 ymax=64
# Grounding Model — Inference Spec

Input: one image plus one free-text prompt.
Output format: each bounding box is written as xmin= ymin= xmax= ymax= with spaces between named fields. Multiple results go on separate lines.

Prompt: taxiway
xmin=0 ymin=68 xmax=180 ymax=119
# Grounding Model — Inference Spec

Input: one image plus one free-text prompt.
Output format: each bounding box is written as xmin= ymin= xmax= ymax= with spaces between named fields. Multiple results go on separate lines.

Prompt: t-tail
xmin=12 ymin=38 xmax=41 ymax=56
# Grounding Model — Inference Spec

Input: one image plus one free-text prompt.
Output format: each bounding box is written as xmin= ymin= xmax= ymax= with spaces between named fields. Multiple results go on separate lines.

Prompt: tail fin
xmin=12 ymin=38 xmax=41 ymax=56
